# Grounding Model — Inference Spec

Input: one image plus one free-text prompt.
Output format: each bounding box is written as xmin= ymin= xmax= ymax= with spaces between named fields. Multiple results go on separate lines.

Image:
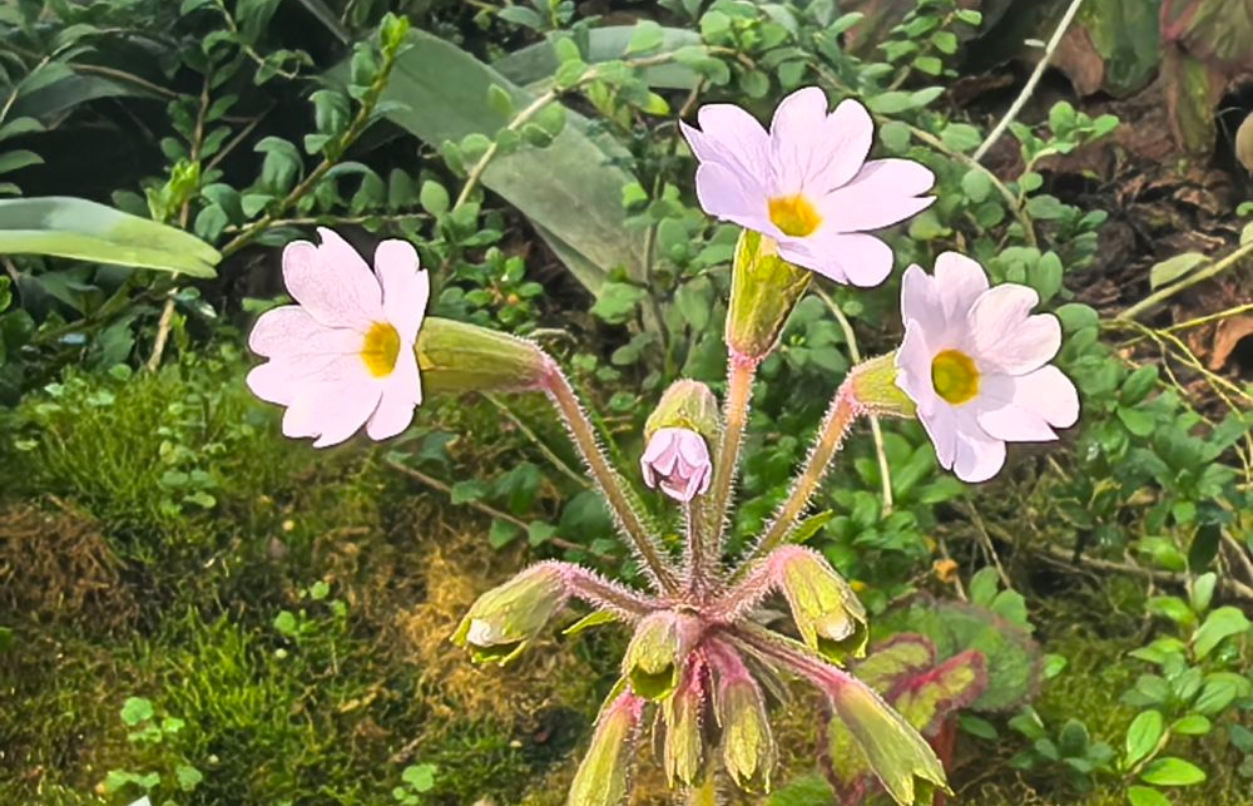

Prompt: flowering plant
xmin=246 ymin=87 xmax=1079 ymax=805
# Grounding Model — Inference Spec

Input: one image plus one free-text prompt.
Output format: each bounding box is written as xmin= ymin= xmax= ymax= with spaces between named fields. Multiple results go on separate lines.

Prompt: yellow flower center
xmin=767 ymin=194 xmax=822 ymax=237
xmin=931 ymin=349 xmax=980 ymax=405
xmin=360 ymin=322 xmax=401 ymax=377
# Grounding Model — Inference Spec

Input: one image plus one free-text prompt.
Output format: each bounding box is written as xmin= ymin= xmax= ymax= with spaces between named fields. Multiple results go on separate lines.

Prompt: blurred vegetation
xmin=1 ymin=0 xmax=1251 ymax=805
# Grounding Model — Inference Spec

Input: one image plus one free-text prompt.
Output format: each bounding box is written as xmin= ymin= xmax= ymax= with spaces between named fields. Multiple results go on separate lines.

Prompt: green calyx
xmin=725 ymin=229 xmax=812 ymax=361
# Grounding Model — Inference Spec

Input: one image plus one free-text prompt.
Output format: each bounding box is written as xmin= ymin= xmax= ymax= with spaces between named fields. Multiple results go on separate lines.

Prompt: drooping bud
xmin=451 ymin=563 xmax=567 ymax=665
xmin=640 ymin=428 xmax=713 ymax=503
xmin=416 ymin=317 xmax=552 ymax=395
xmin=663 ymin=653 xmax=708 ymax=786
xmin=568 ymin=688 xmax=645 ymax=806
xmin=826 ymin=673 xmax=948 ymax=806
xmin=710 ymin=643 xmax=776 ymax=792
xmin=850 ymin=351 xmax=917 ymax=419
xmin=621 ymin=610 xmax=702 ymax=701
xmin=725 ymin=229 xmax=812 ymax=361
xmin=771 ymin=546 xmax=868 ymax=662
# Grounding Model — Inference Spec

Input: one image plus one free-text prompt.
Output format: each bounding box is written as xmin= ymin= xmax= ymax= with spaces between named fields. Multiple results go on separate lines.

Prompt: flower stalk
xmin=704 ymin=353 xmax=757 ymax=575
xmin=541 ymin=364 xmax=678 ymax=593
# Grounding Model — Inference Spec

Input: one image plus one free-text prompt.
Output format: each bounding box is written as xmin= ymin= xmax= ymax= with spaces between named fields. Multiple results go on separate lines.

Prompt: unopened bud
xmin=772 ymin=546 xmax=868 ymax=662
xmin=851 ymin=352 xmax=917 ymax=418
xmin=640 ymin=428 xmax=713 ymax=503
xmin=416 ymin=317 xmax=551 ymax=395
xmin=827 ymin=675 xmax=947 ymax=806
xmin=663 ymin=655 xmax=708 ymax=786
xmin=622 ymin=610 xmax=702 ymax=701
xmin=451 ymin=563 xmax=566 ymax=665
xmin=712 ymin=647 xmax=776 ymax=792
xmin=726 ymin=229 xmax=812 ymax=361
xmin=568 ymin=689 xmax=644 ymax=806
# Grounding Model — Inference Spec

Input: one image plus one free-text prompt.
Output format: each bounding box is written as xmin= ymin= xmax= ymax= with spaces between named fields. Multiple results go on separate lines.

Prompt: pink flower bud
xmin=568 ymin=689 xmax=645 ymax=806
xmin=640 ymin=427 xmax=712 ymax=503
xmin=622 ymin=610 xmax=703 ymax=701
xmin=708 ymin=643 xmax=776 ymax=792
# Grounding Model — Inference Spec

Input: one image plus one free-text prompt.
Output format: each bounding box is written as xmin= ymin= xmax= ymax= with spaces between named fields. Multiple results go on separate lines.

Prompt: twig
xmin=483 ymin=393 xmax=589 ymax=487
xmin=147 ymin=74 xmax=212 ymax=371
xmin=1163 ymin=302 xmax=1253 ymax=333
xmin=1119 ymin=239 xmax=1253 ymax=321
xmin=814 ymin=286 xmax=894 ymax=514
xmin=384 ymin=458 xmax=614 ymax=563
xmin=1034 ymin=543 xmax=1253 ymax=603
xmin=972 ymin=0 xmax=1086 ymax=163
xmin=961 ymin=500 xmax=1012 ymax=590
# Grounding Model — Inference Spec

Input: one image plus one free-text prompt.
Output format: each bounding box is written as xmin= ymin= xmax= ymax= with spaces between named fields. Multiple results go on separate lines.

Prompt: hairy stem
xmin=541 ymin=362 xmax=678 ymax=593
xmin=556 ymin=562 xmax=660 ymax=622
xmin=738 ymin=380 xmax=861 ymax=574
xmin=705 ymin=354 xmax=757 ymax=569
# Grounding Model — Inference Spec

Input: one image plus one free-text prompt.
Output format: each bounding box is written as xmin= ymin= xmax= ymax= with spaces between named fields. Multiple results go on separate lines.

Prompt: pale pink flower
xmin=246 ymin=228 xmax=429 ymax=448
xmin=641 ymin=427 xmax=713 ymax=503
xmin=894 ymin=252 xmax=1080 ymax=483
xmin=680 ymin=86 xmax=935 ymax=287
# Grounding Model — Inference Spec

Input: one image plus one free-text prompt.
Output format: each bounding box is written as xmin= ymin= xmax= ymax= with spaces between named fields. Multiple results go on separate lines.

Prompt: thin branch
xmin=384 ymin=458 xmax=614 ymax=563
xmin=483 ymin=392 xmax=588 ymax=487
xmin=972 ymin=0 xmax=1087 ymax=163
xmin=1034 ymin=543 xmax=1253 ymax=603
xmin=815 ymin=286 xmax=894 ymax=514
xmin=1119 ymin=238 xmax=1253 ymax=321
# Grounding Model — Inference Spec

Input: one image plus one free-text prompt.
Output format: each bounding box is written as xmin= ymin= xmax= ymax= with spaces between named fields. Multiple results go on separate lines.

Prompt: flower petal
xmin=281 ymin=376 xmax=384 ymax=448
xmin=968 ymin=285 xmax=1061 ymax=374
xmin=694 ymin=161 xmax=771 ymax=231
xmin=976 ymin=367 xmax=1079 ymax=442
xmin=818 ymin=159 xmax=936 ymax=234
xmin=249 ymin=306 xmax=335 ymax=357
xmin=918 ymin=404 xmax=959 ymax=470
xmin=951 ymin=410 xmax=1006 ymax=483
xmin=768 ymin=87 xmax=834 ymax=195
xmin=282 ymin=229 xmax=383 ymax=330
xmin=932 ymin=252 xmax=989 ymax=321
xmin=366 ymin=352 xmax=422 ymax=440
xmin=894 ymin=317 xmax=938 ymax=415
xmin=373 ymin=239 xmax=430 ymax=342
xmin=899 ymin=264 xmax=948 ymax=344
xmin=810 ymin=99 xmax=875 ymax=193
xmin=690 ymin=104 xmax=770 ymax=178
xmin=779 ymin=231 xmax=894 ymax=287
xmin=247 ymin=351 xmax=360 ymax=406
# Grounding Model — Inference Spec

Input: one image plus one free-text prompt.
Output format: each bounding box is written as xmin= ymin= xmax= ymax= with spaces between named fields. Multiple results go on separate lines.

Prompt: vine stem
xmin=738 ymin=379 xmax=862 ymax=575
xmin=971 ymin=0 xmax=1087 ymax=163
xmin=705 ymin=354 xmax=758 ymax=573
xmin=541 ymin=361 xmax=678 ymax=593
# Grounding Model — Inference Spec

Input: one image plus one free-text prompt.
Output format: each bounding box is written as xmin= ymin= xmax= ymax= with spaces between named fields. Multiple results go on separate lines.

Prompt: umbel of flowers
xmin=247 ymin=87 xmax=1079 ymax=805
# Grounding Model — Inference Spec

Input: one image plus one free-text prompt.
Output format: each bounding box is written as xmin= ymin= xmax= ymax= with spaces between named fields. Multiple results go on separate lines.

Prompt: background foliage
xmin=0 ymin=0 xmax=1251 ymax=805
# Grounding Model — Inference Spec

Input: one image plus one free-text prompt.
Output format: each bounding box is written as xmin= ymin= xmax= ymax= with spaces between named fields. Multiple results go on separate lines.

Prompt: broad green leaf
xmin=330 ymin=30 xmax=646 ymax=295
xmin=1139 ymin=757 xmax=1206 ymax=786
xmin=854 ymin=634 xmax=936 ymax=692
xmin=1192 ymin=606 xmax=1251 ymax=659
xmin=892 ymin=650 xmax=989 ymax=737
xmin=1124 ymin=710 xmax=1164 ymax=768
xmin=1170 ymin=714 xmax=1211 ymax=735
xmin=0 ymin=197 xmax=219 ymax=277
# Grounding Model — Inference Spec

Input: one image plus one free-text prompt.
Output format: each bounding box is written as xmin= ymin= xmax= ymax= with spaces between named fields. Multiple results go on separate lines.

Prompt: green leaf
xmin=0 ymin=149 xmax=43 ymax=175
xmin=331 ymin=30 xmax=646 ymax=295
xmin=1124 ymin=710 xmax=1164 ymax=767
xmin=120 ymin=697 xmax=154 ymax=726
xmin=499 ymin=26 xmax=700 ymax=90
xmin=941 ymin=123 xmax=982 ymax=152
xmin=1140 ymin=757 xmax=1206 ymax=786
xmin=626 ymin=20 xmax=666 ymax=54
xmin=175 ymin=764 xmax=204 ymax=792
xmin=0 ymin=197 xmax=219 ymax=276
xmin=1148 ymin=253 xmax=1208 ymax=290
xmin=402 ymin=763 xmax=437 ymax=792
xmin=1189 ymin=572 xmax=1217 ymax=614
xmin=1192 ymin=606 xmax=1251 ymax=659
xmin=589 ymin=281 xmax=646 ymax=324
xmin=1170 ymin=714 xmax=1211 ymax=735
xmin=488 ymin=518 xmax=521 ymax=549
xmin=419 ymin=180 xmax=450 ymax=216
xmin=563 ymin=610 xmax=618 ymax=636
xmin=1127 ymin=785 xmax=1173 ymax=806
